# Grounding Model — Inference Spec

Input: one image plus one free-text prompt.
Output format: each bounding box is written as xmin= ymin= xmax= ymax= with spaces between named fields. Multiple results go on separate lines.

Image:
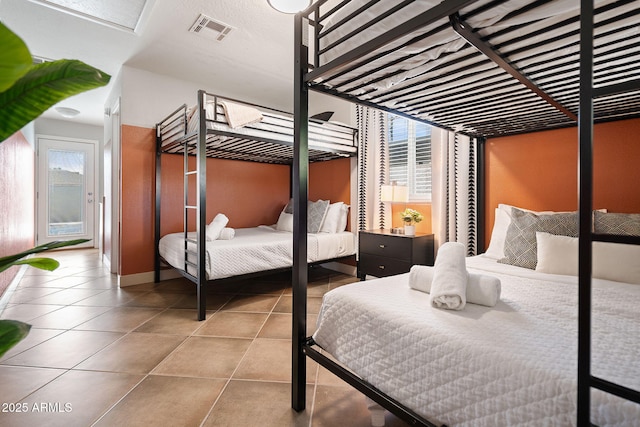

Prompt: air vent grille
xmin=189 ymin=14 xmax=234 ymax=41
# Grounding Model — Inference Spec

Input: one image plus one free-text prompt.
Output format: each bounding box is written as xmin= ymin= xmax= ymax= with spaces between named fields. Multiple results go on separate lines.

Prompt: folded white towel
xmin=429 ymin=242 xmax=468 ymax=310
xmin=219 ymin=100 xmax=263 ymax=129
xmin=409 ymin=265 xmax=501 ymax=307
xmin=206 ymin=213 xmax=229 ymax=241
xmin=218 ymin=227 xmax=235 ymax=240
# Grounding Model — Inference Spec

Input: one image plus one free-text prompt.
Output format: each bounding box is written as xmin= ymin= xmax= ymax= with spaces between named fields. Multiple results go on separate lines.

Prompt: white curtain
xmin=356 ymin=105 xmax=390 ymax=231
xmin=431 ymin=128 xmax=478 ymax=256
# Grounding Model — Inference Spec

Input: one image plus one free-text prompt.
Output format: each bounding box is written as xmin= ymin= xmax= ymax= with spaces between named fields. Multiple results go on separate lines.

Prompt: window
xmin=388 ymin=114 xmax=432 ymax=201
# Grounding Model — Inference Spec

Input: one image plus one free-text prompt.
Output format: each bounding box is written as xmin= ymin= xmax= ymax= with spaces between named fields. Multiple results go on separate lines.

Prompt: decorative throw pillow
xmin=594 ymin=211 xmax=640 ymax=236
xmin=276 ymin=212 xmax=293 ymax=232
xmin=308 ymin=199 xmax=330 ymax=233
xmin=498 ymin=207 xmax=578 ymax=269
xmin=320 ymin=202 xmax=344 ymax=233
xmin=283 ymin=198 xmax=294 ymax=214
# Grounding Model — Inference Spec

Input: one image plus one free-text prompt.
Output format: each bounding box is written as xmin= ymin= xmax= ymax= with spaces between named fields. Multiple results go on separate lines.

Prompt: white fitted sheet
xmin=159 ymin=226 xmax=355 ymax=280
xmin=313 ymin=255 xmax=640 ymax=426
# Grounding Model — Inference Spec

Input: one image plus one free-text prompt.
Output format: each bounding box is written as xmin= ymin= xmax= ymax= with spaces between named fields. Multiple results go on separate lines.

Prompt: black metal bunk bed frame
xmin=291 ymin=1 xmax=640 ymax=426
xmin=154 ymin=90 xmax=357 ymax=321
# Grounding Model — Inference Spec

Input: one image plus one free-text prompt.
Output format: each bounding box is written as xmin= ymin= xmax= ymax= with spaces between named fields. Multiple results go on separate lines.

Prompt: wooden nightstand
xmin=358 ymin=229 xmax=434 ymax=280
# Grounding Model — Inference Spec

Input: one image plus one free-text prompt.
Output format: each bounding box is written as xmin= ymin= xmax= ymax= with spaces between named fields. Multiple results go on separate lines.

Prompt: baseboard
xmin=0 ymin=264 xmax=28 ymax=312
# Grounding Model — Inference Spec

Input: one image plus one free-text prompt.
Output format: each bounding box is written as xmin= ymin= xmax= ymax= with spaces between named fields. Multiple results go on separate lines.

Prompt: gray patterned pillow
xmin=499 ymin=208 xmax=578 ymax=269
xmin=307 ymin=199 xmax=329 ymax=233
xmin=594 ymin=211 xmax=640 ymax=236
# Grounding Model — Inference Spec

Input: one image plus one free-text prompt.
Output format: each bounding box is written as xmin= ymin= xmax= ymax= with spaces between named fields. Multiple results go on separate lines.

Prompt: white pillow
xmin=276 ymin=212 xmax=293 ymax=232
xmin=535 ymin=232 xmax=640 ymax=284
xmin=206 ymin=213 xmax=229 ymax=241
xmin=484 ymin=208 xmax=511 ymax=259
xmin=320 ymin=202 xmax=344 ymax=233
xmin=337 ymin=204 xmax=350 ymax=232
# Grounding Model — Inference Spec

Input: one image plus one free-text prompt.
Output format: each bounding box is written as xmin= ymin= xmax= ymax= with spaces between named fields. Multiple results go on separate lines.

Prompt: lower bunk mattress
xmin=159 ymin=226 xmax=355 ymax=280
xmin=312 ymin=255 xmax=640 ymax=426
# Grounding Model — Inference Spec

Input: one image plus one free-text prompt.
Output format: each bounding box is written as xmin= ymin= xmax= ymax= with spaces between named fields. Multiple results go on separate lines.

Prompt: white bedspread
xmin=313 ymin=255 xmax=640 ymax=426
xmin=159 ymin=226 xmax=355 ymax=280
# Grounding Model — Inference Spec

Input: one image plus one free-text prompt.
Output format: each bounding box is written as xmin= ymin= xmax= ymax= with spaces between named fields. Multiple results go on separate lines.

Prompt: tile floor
xmin=0 ymin=249 xmax=409 ymax=427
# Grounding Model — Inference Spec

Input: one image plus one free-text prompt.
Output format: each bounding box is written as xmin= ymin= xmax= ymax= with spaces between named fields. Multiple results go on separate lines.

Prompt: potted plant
xmin=400 ymin=208 xmax=423 ymax=236
xmin=0 ymin=22 xmax=110 ymax=357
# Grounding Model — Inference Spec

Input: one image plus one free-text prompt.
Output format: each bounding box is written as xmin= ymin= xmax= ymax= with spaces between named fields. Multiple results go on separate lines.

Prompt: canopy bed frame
xmin=291 ymin=0 xmax=640 ymax=425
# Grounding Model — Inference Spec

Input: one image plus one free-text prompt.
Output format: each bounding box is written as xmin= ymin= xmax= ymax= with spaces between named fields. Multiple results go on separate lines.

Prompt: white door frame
xmin=36 ymin=134 xmax=99 ymax=248
xmin=103 ymin=98 xmax=121 ymax=274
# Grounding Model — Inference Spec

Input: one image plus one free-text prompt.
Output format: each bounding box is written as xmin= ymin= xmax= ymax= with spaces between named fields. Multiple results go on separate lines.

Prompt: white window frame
xmin=387 ymin=114 xmax=432 ymax=203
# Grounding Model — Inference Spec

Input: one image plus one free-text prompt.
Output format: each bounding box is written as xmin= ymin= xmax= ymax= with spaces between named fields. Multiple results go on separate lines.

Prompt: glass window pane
xmin=48 ymin=149 xmax=86 ymax=236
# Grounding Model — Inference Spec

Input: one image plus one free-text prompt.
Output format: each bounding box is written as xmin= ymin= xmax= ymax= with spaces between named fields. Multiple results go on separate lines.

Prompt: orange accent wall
xmin=121 ymin=125 xmax=353 ymax=276
xmin=484 ymin=117 xmax=640 ymax=249
xmin=0 ymin=131 xmax=35 ymax=295
xmin=391 ymin=203 xmax=432 ymax=234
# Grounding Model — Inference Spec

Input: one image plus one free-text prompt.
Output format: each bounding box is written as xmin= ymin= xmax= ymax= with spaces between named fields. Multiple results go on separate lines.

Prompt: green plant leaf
xmin=0 ymin=59 xmax=110 ymax=141
xmin=0 ymin=239 xmax=90 ymax=273
xmin=0 ymin=22 xmax=33 ymax=93
xmin=0 ymin=320 xmax=31 ymax=359
xmin=12 ymin=257 xmax=60 ymax=271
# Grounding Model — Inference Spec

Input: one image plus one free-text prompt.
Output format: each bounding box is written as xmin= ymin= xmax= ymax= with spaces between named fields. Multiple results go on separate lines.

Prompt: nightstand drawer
xmin=359 ymin=254 xmax=411 ymax=277
xmin=359 ymin=232 xmax=412 ymax=260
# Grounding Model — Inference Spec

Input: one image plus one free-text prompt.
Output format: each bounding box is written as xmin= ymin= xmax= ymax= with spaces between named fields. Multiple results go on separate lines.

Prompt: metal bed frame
xmin=291 ymin=1 xmax=640 ymax=425
xmin=154 ymin=90 xmax=357 ymax=320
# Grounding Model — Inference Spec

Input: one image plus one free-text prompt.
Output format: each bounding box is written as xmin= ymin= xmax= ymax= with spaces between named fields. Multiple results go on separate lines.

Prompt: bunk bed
xmin=154 ymin=91 xmax=357 ymax=320
xmin=291 ymin=0 xmax=640 ymax=426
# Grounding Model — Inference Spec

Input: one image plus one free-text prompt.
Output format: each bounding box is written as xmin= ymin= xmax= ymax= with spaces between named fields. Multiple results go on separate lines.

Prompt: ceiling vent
xmin=189 ymin=14 xmax=234 ymax=41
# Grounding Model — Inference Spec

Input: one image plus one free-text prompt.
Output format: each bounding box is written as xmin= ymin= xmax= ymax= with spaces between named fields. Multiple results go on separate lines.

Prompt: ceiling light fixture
xmin=268 ymin=0 xmax=311 ymax=14
xmin=55 ymin=106 xmax=81 ymax=118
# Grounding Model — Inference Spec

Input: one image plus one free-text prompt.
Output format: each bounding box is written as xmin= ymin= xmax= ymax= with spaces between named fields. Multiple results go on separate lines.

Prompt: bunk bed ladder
xmin=577 ymin=1 xmax=640 ymax=424
xmin=182 ymin=90 xmax=208 ymax=321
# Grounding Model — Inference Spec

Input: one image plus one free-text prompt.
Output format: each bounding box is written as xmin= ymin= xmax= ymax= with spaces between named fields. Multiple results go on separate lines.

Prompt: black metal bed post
xmin=154 ymin=125 xmax=162 ymax=283
xmin=577 ymin=0 xmax=594 ymax=424
xmin=197 ymin=90 xmax=208 ymax=321
xmin=292 ymin=11 xmax=309 ymax=412
xmin=476 ymin=137 xmax=486 ymax=254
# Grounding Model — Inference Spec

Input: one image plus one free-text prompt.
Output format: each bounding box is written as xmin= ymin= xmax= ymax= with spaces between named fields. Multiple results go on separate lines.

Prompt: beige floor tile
xmin=0 ymin=328 xmax=65 ymax=361
xmin=0 ymin=303 xmax=65 ymax=322
xmin=0 ymin=365 xmax=66 ymax=402
xmin=71 ymin=275 xmax=118 ymax=289
xmin=70 ymin=288 xmax=139 ymax=307
xmin=171 ymin=292 xmax=232 ymax=311
xmin=1 ymin=330 xmax=123 ymax=369
xmin=76 ymin=332 xmax=186 ymax=374
xmin=153 ymin=336 xmax=251 ymax=379
xmin=93 ymin=375 xmax=225 ymax=427
xmin=0 ymin=370 xmax=143 ymax=427
xmin=123 ymin=291 xmax=186 ymax=308
xmin=221 ymin=294 xmax=279 ymax=313
xmin=73 ymin=307 xmax=163 ymax=332
xmin=196 ymin=311 xmax=268 ymax=338
xmin=134 ymin=308 xmax=213 ymax=335
xmin=28 ymin=288 xmax=107 ymax=305
xmin=312 ymin=385 xmax=410 ymax=427
xmin=6 ymin=287 xmax=65 ymax=304
xmin=19 ymin=275 xmax=94 ymax=289
xmin=27 ymin=305 xmax=112 ymax=329
xmin=203 ymin=380 xmax=312 ymax=427
xmin=233 ymin=338 xmax=317 ymax=383
xmin=235 ymin=279 xmax=289 ymax=295
xmin=284 ymin=281 xmax=330 ymax=297
xmin=273 ymin=295 xmax=324 ymax=314
xmin=257 ymin=313 xmax=318 ymax=339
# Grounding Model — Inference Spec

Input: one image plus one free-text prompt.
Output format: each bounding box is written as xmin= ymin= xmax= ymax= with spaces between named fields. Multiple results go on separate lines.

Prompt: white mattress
xmin=159 ymin=226 xmax=355 ymax=280
xmin=312 ymin=255 xmax=640 ymax=426
xmin=186 ymin=103 xmax=357 ymax=155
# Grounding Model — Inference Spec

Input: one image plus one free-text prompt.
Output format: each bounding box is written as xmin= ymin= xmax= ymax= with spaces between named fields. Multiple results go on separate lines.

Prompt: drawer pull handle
xmin=379 ymin=244 xmax=386 ymax=248
xmin=378 ymin=265 xmax=385 ymax=270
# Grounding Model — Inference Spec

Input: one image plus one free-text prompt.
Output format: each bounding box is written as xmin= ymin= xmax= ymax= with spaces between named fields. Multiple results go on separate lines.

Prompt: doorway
xmin=36 ymin=135 xmax=98 ymax=248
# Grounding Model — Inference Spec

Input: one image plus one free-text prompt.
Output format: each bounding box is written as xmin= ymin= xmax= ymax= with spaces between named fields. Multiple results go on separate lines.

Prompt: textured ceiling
xmin=0 ymin=0 xmax=304 ymax=125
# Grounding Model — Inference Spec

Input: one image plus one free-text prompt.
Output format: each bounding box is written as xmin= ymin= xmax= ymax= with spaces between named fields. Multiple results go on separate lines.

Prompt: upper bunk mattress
xmin=159 ymin=226 xmax=355 ymax=280
xmin=312 ymin=255 xmax=640 ymax=426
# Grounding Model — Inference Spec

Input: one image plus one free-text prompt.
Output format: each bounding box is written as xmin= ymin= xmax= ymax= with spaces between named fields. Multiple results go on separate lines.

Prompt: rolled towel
xmin=409 ymin=265 xmax=502 ymax=307
xmin=429 ymin=242 xmax=468 ymax=310
xmin=218 ymin=227 xmax=235 ymax=240
xmin=206 ymin=213 xmax=229 ymax=241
